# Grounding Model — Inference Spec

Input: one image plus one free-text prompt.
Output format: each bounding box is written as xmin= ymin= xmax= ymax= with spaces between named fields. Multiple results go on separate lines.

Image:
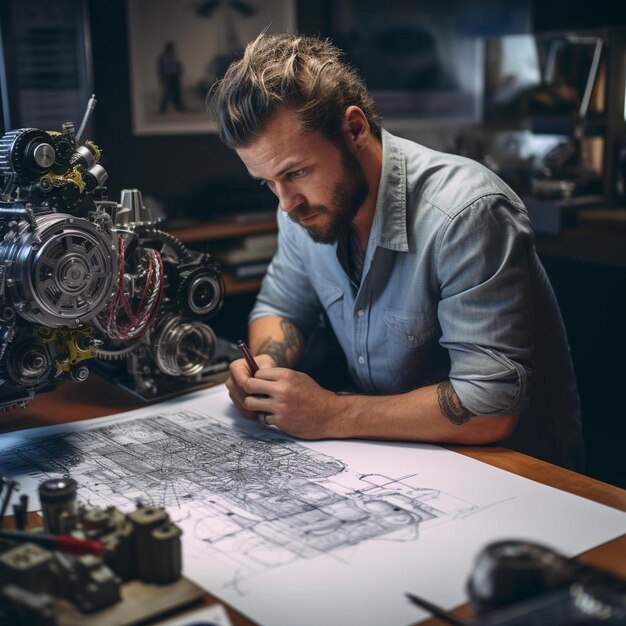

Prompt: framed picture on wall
xmin=127 ymin=0 xmax=296 ymax=135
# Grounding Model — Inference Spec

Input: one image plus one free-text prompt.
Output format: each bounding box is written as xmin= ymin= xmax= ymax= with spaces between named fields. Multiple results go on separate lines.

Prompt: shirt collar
xmin=371 ymin=129 xmax=408 ymax=252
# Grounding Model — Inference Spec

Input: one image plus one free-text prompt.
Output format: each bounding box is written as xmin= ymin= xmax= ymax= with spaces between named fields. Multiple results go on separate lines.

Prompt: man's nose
xmin=275 ymin=183 xmax=303 ymax=214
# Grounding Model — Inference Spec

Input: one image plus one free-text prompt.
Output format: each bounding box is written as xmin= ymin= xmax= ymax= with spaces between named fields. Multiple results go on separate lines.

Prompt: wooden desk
xmin=1 ymin=376 xmax=625 ymax=626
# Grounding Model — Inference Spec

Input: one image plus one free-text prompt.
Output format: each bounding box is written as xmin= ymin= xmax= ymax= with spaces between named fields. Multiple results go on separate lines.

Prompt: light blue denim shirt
xmin=251 ymin=130 xmax=584 ymax=470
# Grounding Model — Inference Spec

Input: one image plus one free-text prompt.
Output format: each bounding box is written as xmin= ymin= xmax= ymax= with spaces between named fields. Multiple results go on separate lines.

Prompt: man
xmin=157 ymin=41 xmax=185 ymax=113
xmin=211 ymin=34 xmax=584 ymax=470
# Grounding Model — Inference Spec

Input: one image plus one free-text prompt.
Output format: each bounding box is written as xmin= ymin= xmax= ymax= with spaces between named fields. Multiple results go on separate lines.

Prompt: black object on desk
xmin=406 ymin=540 xmax=626 ymax=625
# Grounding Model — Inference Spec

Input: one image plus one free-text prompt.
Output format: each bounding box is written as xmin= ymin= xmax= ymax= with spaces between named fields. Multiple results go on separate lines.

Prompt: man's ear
xmin=343 ymin=106 xmax=370 ymax=150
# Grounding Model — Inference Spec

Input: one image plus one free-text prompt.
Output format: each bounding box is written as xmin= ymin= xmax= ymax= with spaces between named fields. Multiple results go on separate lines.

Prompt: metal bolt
xmin=30 ymin=355 xmax=45 ymax=369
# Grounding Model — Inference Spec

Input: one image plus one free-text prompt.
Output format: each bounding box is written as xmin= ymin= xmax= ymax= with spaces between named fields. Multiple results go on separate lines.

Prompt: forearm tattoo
xmin=437 ymin=381 xmax=475 ymax=425
xmin=256 ymin=319 xmax=304 ymax=367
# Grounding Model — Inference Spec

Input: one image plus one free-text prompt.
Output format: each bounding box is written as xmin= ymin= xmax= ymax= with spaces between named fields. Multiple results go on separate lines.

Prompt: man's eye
xmin=289 ymin=169 xmax=306 ymax=179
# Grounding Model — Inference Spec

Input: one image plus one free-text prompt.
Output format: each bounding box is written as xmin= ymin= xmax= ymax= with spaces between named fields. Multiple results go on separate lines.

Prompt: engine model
xmin=0 ymin=97 xmax=224 ymax=409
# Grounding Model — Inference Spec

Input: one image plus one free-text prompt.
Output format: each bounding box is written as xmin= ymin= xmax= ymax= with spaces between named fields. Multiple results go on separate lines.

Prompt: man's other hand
xmin=242 ymin=368 xmax=339 ymax=439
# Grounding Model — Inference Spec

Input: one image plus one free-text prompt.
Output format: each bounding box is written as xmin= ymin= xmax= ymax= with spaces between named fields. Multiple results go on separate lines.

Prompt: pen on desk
xmin=12 ymin=504 xmax=25 ymax=530
xmin=19 ymin=495 xmax=29 ymax=530
xmin=236 ymin=339 xmax=259 ymax=376
xmin=0 ymin=529 xmax=104 ymax=556
xmin=11 ymin=493 xmax=29 ymax=530
xmin=405 ymin=592 xmax=472 ymax=626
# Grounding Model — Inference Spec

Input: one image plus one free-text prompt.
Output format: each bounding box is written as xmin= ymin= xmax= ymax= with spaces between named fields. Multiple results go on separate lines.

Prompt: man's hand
xmin=242 ymin=367 xmax=340 ymax=439
xmin=227 ymin=344 xmax=517 ymax=446
xmin=226 ymin=354 xmax=277 ymax=419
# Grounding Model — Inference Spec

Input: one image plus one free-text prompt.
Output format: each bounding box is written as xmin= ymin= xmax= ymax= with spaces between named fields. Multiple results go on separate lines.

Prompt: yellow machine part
xmin=35 ymin=328 xmax=99 ymax=373
xmin=41 ymin=167 xmax=86 ymax=193
xmin=45 ymin=131 xmax=101 ymax=163
xmin=84 ymin=140 xmax=102 ymax=163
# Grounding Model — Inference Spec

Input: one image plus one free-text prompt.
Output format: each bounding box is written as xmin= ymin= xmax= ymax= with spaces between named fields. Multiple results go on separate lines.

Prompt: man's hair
xmin=209 ymin=33 xmax=383 ymax=148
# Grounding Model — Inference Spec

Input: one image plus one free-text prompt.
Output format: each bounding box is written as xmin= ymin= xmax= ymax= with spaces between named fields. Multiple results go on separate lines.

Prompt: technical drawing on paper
xmin=0 ymin=409 xmax=494 ymax=589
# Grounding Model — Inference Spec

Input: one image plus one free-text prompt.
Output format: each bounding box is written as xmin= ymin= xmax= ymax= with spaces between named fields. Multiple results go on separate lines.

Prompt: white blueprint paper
xmin=155 ymin=603 xmax=233 ymax=626
xmin=0 ymin=384 xmax=624 ymax=626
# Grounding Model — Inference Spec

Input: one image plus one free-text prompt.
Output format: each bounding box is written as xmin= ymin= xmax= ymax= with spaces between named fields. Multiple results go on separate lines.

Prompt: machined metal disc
xmin=2 ymin=213 xmax=117 ymax=327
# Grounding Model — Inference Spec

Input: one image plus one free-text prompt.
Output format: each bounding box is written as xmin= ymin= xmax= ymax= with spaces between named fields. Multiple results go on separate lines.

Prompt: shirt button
xmin=357 ymin=308 xmax=364 ymax=317
xmin=358 ymin=355 xmax=365 ymax=364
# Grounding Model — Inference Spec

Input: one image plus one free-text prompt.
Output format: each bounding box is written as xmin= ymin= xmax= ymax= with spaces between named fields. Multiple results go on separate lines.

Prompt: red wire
xmin=100 ymin=236 xmax=164 ymax=340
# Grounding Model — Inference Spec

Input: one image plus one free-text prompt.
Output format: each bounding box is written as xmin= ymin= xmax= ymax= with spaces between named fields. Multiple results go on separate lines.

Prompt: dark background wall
xmin=540 ymin=258 xmax=624 ymax=488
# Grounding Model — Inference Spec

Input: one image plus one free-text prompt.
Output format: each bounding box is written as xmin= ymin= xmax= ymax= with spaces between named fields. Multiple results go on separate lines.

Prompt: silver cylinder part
xmin=1 ymin=213 xmax=117 ymax=327
xmin=152 ymin=314 xmax=216 ymax=377
xmin=87 ymin=163 xmax=108 ymax=186
xmin=118 ymin=188 xmax=152 ymax=226
xmin=0 ymin=129 xmax=56 ymax=181
xmin=186 ymin=272 xmax=223 ymax=317
xmin=33 ymin=142 xmax=55 ymax=169
xmin=149 ymin=523 xmax=182 ymax=584
xmin=39 ymin=477 xmax=78 ymax=534
xmin=127 ymin=506 xmax=169 ymax=582
xmin=72 ymin=144 xmax=96 ymax=169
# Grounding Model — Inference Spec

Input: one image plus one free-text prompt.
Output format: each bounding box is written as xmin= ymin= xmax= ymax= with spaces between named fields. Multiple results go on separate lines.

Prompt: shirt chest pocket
xmin=317 ymin=283 xmax=346 ymax=334
xmin=384 ymin=307 xmax=449 ymax=392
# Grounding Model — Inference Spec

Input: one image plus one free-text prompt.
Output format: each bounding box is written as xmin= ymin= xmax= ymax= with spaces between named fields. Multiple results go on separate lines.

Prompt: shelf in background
xmin=167 ymin=218 xmax=277 ymax=243
xmin=223 ymin=273 xmax=263 ymax=296
xmin=530 ymin=114 xmax=608 ymax=137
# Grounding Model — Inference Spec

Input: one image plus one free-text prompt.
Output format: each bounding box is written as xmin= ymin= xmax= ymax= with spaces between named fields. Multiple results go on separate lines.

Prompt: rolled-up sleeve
xmin=436 ymin=195 xmax=534 ymax=415
xmin=249 ymin=210 xmax=323 ymax=336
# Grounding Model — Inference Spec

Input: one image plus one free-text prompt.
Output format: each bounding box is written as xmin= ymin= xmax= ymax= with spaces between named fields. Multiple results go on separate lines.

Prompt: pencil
xmin=236 ymin=339 xmax=259 ymax=376
xmin=405 ymin=593 xmax=472 ymax=626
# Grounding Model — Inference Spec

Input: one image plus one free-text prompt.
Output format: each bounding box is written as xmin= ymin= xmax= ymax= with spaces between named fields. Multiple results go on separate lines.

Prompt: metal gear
xmin=95 ymin=340 xmax=141 ymax=361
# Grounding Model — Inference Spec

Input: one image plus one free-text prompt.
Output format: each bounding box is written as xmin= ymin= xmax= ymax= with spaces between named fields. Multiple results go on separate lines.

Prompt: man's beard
xmin=288 ymin=142 xmax=369 ymax=245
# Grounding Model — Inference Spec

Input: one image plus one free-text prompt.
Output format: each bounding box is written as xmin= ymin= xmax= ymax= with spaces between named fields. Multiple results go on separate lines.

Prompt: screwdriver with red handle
xmin=0 ymin=529 xmax=104 ymax=556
